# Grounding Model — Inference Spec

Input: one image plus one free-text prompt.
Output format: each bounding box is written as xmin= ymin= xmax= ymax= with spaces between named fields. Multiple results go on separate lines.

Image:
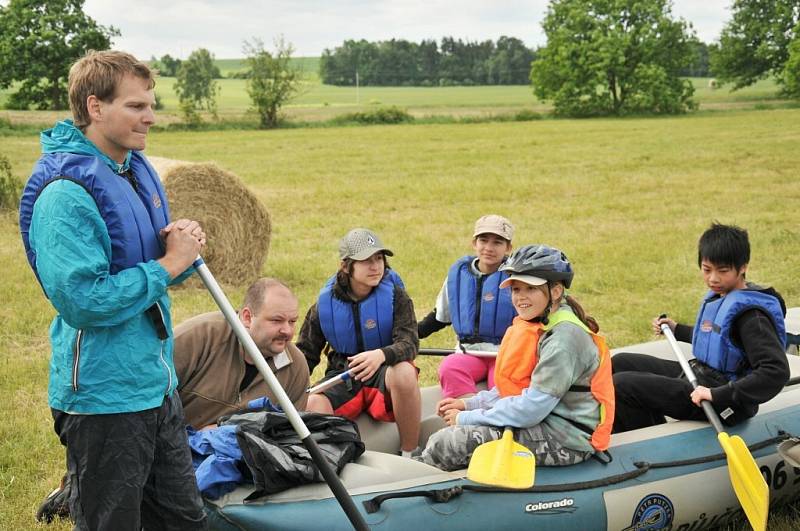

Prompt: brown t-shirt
xmin=174 ymin=312 xmax=309 ymax=428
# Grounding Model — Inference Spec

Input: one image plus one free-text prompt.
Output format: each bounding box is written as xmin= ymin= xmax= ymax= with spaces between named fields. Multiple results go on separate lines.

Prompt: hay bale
xmin=149 ymin=156 xmax=271 ymax=286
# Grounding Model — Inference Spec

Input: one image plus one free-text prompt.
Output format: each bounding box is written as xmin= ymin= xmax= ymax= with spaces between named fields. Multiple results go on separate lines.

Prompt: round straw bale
xmin=150 ymin=156 xmax=271 ymax=287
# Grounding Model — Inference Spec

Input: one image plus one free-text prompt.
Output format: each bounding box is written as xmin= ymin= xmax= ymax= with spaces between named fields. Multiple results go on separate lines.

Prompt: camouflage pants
xmin=416 ymin=424 xmax=592 ymax=471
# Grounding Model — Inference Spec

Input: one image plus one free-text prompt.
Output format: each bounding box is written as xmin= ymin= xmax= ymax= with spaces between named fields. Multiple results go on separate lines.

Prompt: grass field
xmin=1 ymin=75 xmax=793 ymax=129
xmin=212 ymin=56 xmax=320 ymax=80
xmin=1 ymin=103 xmax=799 ymax=528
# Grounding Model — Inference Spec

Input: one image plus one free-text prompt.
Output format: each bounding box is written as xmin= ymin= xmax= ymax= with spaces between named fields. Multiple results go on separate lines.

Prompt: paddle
xmin=467 ymin=427 xmax=535 ymax=488
xmin=193 ymin=257 xmax=369 ymax=531
xmin=418 ymin=348 xmax=498 ymax=358
xmin=307 ymin=369 xmax=354 ymax=394
xmin=660 ymin=319 xmax=768 ymax=531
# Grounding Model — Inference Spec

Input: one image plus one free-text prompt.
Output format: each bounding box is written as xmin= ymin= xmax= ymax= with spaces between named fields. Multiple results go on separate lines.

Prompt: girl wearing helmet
xmin=416 ymin=245 xmax=615 ymax=470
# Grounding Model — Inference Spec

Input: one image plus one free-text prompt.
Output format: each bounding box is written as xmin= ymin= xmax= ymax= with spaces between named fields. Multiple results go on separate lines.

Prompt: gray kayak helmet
xmin=499 ymin=244 xmax=574 ymax=289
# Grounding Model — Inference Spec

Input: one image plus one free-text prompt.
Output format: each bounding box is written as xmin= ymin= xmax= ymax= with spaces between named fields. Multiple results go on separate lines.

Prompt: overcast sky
xmin=76 ymin=1 xmax=732 ymax=59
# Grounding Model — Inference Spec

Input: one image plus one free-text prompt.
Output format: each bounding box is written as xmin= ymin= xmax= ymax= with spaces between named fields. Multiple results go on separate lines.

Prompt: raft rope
xmin=362 ymin=432 xmax=792 ymax=514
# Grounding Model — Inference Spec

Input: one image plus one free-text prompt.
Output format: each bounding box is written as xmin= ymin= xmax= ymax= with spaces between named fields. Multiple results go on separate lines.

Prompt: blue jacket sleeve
xmin=458 ymin=387 xmax=559 ymax=428
xmin=465 ymin=387 xmax=501 ymax=410
xmin=171 ymin=266 xmax=195 ymax=286
xmin=29 ymin=180 xmax=172 ymax=329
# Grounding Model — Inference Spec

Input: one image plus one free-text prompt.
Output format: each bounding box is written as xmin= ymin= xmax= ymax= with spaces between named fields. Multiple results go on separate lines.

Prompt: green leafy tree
xmin=159 ymin=54 xmax=182 ymax=77
xmin=711 ymin=0 xmax=800 ymax=90
xmin=0 ymin=153 xmax=22 ymax=211
xmin=783 ymin=24 xmax=800 ymax=97
xmin=0 ymin=0 xmax=118 ymax=110
xmin=489 ymin=37 xmax=536 ymax=84
xmin=243 ymin=37 xmax=302 ymax=129
xmin=680 ymin=41 xmax=711 ymax=77
xmin=173 ymin=48 xmax=220 ymax=122
xmin=150 ymin=54 xmax=182 ymax=77
xmin=530 ymin=0 xmax=696 ymax=116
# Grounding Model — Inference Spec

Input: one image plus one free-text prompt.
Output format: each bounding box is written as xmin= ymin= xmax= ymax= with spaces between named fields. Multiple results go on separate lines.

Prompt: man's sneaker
xmin=35 ymin=474 xmax=71 ymax=523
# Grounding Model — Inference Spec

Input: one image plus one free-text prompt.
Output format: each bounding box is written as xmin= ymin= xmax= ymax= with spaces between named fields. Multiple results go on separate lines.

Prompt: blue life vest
xmin=692 ymin=288 xmax=787 ymax=381
xmin=19 ymin=151 xmax=170 ymax=290
xmin=446 ymin=256 xmax=515 ymax=344
xmin=317 ymin=270 xmax=404 ymax=355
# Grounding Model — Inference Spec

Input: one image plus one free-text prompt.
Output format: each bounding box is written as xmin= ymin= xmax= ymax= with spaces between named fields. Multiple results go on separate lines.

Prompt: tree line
xmin=1 ymin=0 xmax=798 ymax=119
xmin=319 ymin=37 xmax=536 ymax=86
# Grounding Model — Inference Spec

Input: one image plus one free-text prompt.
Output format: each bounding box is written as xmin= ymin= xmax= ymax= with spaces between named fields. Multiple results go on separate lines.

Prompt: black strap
xmin=591 ymin=450 xmax=613 ymax=464
xmin=568 ymin=384 xmax=590 ymax=392
xmin=362 ymin=432 xmax=793 ymax=514
xmin=363 ymin=487 xmax=464 ymax=514
xmin=549 ymin=411 xmax=595 ymax=437
xmin=121 ymin=168 xmax=140 ymax=193
xmin=144 ymin=304 xmax=168 ymax=340
xmin=363 ymin=466 xmax=650 ymax=513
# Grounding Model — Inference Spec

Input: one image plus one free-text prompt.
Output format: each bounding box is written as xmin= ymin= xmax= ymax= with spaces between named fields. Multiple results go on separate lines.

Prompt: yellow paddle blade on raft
xmin=718 ymin=432 xmax=769 ymax=531
xmin=467 ymin=428 xmax=535 ymax=488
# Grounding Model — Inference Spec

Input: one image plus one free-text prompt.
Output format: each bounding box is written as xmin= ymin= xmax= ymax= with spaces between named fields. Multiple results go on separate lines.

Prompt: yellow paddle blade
xmin=467 ymin=428 xmax=535 ymax=488
xmin=718 ymin=432 xmax=769 ymax=531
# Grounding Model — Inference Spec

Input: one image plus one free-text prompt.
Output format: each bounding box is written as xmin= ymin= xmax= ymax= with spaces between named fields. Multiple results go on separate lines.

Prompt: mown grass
xmin=1 ymin=77 xmax=793 ymax=130
xmin=1 ymin=108 xmax=799 ymax=529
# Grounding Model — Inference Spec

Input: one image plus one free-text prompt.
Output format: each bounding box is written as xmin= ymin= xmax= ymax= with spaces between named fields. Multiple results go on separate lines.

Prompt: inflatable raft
xmin=206 ymin=311 xmax=800 ymax=531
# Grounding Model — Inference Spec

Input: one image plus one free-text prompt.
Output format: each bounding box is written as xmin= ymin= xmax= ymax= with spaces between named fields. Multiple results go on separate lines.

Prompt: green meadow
xmin=2 ymin=95 xmax=800 ymax=528
xmin=1 ymin=74 xmax=793 ymax=128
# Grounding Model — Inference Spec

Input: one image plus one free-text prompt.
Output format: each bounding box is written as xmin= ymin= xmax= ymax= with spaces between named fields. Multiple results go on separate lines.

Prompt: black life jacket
xmin=220 ymin=411 xmax=365 ymax=499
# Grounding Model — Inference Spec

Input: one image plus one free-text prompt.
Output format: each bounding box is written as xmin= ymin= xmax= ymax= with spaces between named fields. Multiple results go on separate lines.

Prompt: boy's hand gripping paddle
xmin=660 ymin=316 xmax=768 ymax=531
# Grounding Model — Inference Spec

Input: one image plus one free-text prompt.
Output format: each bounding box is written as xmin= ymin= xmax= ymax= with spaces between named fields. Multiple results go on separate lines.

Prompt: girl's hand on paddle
xmin=442 ymin=408 xmax=461 ymax=426
xmin=690 ymin=386 xmax=712 ymax=406
xmin=348 ymin=349 xmax=385 ymax=381
xmin=652 ymin=315 xmax=676 ymax=335
xmin=436 ymin=397 xmax=466 ymax=417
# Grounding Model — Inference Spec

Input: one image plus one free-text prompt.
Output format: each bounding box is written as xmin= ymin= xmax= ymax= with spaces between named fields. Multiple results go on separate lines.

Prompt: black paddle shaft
xmin=194 ymin=258 xmax=369 ymax=531
xmin=304 ymin=436 xmax=369 ymax=530
xmin=659 ymin=316 xmax=725 ymax=434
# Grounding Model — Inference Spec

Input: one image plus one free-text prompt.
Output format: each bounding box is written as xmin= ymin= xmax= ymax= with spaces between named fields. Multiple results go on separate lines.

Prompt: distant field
xmin=213 ymin=56 xmax=320 ymax=81
xmin=0 ymin=69 xmax=792 ymax=128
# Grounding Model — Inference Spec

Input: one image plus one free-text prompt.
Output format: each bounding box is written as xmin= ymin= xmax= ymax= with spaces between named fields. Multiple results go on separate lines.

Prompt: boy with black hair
xmin=612 ymin=223 xmax=789 ymax=433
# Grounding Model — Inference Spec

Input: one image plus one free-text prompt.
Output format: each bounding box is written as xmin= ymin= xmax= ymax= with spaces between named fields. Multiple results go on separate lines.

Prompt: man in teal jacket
xmin=19 ymin=51 xmax=208 ymax=529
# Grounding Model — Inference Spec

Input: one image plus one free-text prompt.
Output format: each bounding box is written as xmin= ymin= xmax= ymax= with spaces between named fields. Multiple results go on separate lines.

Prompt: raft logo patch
xmin=524 ymin=497 xmax=576 ymax=515
xmin=626 ymin=493 xmax=674 ymax=530
xmin=364 ymin=319 xmax=377 ymax=330
xmin=152 ymin=193 xmax=162 ymax=209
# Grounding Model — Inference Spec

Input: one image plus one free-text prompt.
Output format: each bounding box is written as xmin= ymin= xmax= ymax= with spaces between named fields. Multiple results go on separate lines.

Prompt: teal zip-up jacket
xmin=27 ymin=121 xmax=189 ymax=414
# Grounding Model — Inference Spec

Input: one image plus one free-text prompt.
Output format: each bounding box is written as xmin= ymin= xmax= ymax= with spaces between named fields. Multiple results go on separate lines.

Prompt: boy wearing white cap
xmin=418 ymin=215 xmax=516 ymax=398
xmin=298 ymin=228 xmax=422 ymax=456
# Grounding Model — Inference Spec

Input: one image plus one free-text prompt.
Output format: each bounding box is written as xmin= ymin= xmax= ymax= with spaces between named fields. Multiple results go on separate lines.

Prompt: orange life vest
xmin=493 ymin=311 xmax=615 ymax=452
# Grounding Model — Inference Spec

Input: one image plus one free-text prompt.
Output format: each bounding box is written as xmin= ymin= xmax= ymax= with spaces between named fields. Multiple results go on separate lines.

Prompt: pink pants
xmin=438 ymin=353 xmax=495 ymax=398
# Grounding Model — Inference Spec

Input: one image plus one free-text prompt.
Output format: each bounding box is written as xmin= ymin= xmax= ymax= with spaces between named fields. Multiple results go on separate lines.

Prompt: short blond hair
xmin=68 ymin=50 xmax=155 ymax=128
